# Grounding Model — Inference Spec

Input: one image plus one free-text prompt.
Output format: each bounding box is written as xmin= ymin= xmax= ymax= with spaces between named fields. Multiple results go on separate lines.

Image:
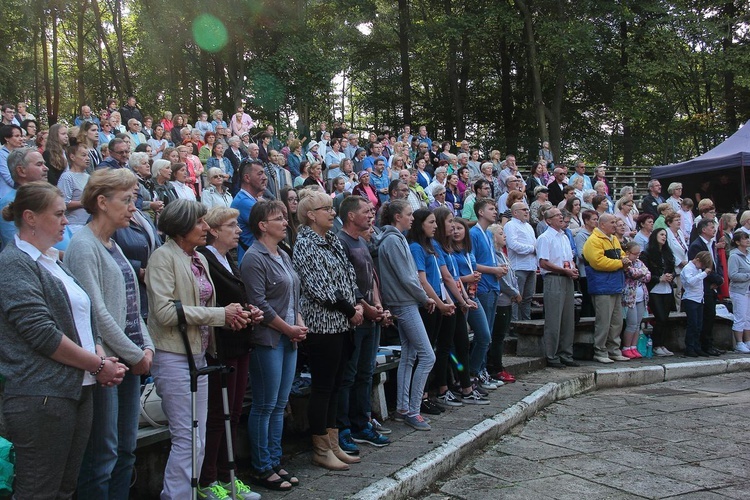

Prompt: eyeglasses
xmin=516 ymin=208 xmax=530 ymax=212
xmin=313 ymin=206 xmax=335 ymax=213
xmin=263 ymin=216 xmax=286 ymax=222
xmin=220 ymin=221 xmax=239 ymax=229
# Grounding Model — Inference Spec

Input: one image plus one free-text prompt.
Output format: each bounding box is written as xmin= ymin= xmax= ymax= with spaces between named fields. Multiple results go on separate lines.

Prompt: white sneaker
xmin=478 ymin=370 xmax=498 ymax=390
xmin=654 ymin=346 xmax=674 ymax=357
xmin=735 ymin=342 xmax=750 ymax=354
xmin=745 ymin=341 xmax=750 ymax=351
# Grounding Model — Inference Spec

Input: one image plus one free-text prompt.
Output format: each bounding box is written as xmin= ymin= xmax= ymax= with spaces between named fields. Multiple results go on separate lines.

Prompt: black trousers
xmin=305 ymin=331 xmax=353 ymax=435
xmin=701 ymin=289 xmax=717 ymax=351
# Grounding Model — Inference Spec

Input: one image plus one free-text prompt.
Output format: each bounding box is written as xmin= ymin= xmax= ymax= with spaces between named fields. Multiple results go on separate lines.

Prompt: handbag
xmin=139 ymin=380 xmax=167 ymax=428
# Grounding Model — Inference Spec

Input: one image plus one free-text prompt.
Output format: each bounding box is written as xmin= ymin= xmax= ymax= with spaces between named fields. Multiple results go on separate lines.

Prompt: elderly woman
xmin=240 ymin=201 xmax=305 ymax=490
xmin=481 ymin=162 xmax=502 ymax=200
xmin=581 ymin=189 xmax=596 ymax=211
xmin=351 ymin=170 xmax=380 ymax=211
xmin=728 ymin=230 xmax=750 ymax=353
xmin=0 ymin=182 xmax=126 ymax=499
xmin=65 ymin=169 xmax=154 ymax=499
xmin=145 ymin=199 xmax=250 ymax=499
xmin=619 ymin=186 xmax=639 ymax=217
xmin=666 ymin=182 xmax=683 ymax=213
xmin=615 ymin=197 xmax=637 ymax=239
xmin=293 ymin=190 xmax=363 ymax=470
xmin=57 ymin=139 xmax=91 ymax=233
xmin=151 ymin=158 xmax=178 ymax=207
xmin=202 ymin=167 xmax=233 ymax=209
xmin=128 ymin=151 xmax=163 ymax=215
xmin=194 ymin=207 xmax=263 ymax=498
xmin=428 ymin=185 xmax=450 ymax=211
xmin=171 ymin=161 xmax=197 ymax=201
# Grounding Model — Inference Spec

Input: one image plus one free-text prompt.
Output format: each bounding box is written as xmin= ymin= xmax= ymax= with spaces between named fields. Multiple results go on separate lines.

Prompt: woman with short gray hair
xmin=146 ymin=199 xmax=251 ymax=499
xmin=667 ymin=182 xmax=683 ymax=213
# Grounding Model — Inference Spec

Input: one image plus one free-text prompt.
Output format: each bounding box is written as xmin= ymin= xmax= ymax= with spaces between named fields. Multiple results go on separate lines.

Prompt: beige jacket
xmin=145 ymin=238 xmax=225 ymax=355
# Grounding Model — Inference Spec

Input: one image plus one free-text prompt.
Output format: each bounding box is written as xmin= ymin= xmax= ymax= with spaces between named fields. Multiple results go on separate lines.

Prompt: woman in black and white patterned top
xmin=292 ymin=189 xmax=363 ymax=471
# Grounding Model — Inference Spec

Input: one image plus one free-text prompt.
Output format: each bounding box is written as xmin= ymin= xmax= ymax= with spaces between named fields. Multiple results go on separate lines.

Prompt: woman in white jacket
xmin=666 ymin=213 xmax=688 ymax=309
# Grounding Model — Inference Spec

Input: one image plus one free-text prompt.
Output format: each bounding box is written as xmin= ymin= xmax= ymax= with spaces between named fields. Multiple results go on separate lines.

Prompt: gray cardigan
xmin=240 ymin=239 xmax=301 ymax=348
xmin=728 ymin=248 xmax=750 ymax=295
xmin=66 ymin=225 xmax=153 ymax=365
xmin=0 ymin=242 xmax=99 ymax=400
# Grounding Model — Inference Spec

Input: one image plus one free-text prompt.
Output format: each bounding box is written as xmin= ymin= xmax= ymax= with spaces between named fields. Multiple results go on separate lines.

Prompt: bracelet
xmin=90 ymin=357 xmax=106 ymax=376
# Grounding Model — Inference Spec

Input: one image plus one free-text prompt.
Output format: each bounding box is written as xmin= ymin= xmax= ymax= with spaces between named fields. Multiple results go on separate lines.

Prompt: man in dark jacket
xmin=687 ymin=218 xmax=724 ymax=356
xmin=119 ymin=96 xmax=144 ymax=126
xmin=640 ymin=179 xmax=664 ymax=217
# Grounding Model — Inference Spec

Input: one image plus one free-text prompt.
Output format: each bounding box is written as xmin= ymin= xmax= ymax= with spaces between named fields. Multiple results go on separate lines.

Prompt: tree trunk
xmin=51 ymin=4 xmax=60 ymax=124
xmin=42 ymin=13 xmax=52 ymax=125
xmin=515 ymin=0 xmax=547 ymax=145
xmin=398 ymin=0 xmax=412 ymax=125
xmin=76 ymin=1 xmax=88 ymax=108
xmin=620 ymin=20 xmax=633 ymax=166
xmin=200 ymin=50 xmax=210 ymax=112
xmin=91 ymin=0 xmax=121 ymax=96
xmin=109 ymin=0 xmax=132 ymax=97
xmin=722 ymin=1 xmax=737 ymax=133
xmin=500 ymin=36 xmax=516 ymax=154
xmin=445 ymin=0 xmax=459 ymax=140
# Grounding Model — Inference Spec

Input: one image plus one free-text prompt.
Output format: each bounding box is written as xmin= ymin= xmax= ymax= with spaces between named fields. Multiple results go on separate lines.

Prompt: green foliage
xmin=0 ymin=0 xmax=747 ymax=166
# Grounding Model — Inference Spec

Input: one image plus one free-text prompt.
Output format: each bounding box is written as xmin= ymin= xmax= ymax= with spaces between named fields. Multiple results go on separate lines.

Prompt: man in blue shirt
xmin=231 ymin=160 xmax=268 ymax=261
xmin=469 ymin=198 xmax=508 ymax=346
xmin=362 ymin=142 xmax=387 ymax=172
xmin=369 ymin=159 xmax=390 ymax=205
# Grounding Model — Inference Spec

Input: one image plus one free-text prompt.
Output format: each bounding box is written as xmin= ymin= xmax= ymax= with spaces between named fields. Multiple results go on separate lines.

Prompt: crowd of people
xmin=1 ymin=97 xmax=749 ymax=500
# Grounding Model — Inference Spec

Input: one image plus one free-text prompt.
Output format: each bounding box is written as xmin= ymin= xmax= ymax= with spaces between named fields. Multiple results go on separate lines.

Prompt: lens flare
xmin=192 ymin=14 xmax=228 ymax=53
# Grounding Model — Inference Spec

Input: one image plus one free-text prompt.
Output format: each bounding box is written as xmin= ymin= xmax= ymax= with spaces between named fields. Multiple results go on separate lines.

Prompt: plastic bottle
xmin=645 ymin=334 xmax=653 ymax=358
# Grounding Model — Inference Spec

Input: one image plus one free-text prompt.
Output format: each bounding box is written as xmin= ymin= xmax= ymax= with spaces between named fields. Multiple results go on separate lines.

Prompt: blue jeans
xmin=467 ymin=301 xmax=491 ymax=376
xmin=77 ymin=371 xmax=140 ymax=500
xmin=391 ymin=304 xmax=435 ymax=417
xmin=476 ymin=290 xmax=500 ymax=373
xmin=247 ymin=336 xmax=297 ymax=474
xmin=683 ymin=299 xmax=703 ymax=352
xmin=337 ymin=322 xmax=380 ymax=432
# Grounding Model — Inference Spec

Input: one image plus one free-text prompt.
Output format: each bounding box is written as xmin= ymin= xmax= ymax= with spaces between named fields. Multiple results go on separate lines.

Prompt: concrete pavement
xmin=245 ymin=355 xmax=750 ymax=500
xmin=423 ymin=370 xmax=750 ymax=499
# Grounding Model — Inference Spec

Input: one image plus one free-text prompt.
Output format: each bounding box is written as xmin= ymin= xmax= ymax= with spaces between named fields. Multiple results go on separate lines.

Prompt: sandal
xmin=250 ymin=469 xmax=292 ymax=491
xmin=273 ymin=465 xmax=300 ymax=486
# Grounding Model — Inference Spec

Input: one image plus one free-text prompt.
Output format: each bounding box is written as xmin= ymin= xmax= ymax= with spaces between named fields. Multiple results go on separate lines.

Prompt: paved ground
xmin=419 ymin=371 xmax=750 ymax=500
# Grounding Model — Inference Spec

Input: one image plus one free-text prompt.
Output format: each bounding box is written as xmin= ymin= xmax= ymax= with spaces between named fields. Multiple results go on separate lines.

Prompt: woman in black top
xmin=640 ymin=228 xmax=677 ymax=356
xmin=196 ymin=206 xmax=263 ymax=497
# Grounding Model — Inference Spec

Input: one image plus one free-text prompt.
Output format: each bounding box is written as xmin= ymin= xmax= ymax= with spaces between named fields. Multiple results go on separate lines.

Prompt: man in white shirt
xmin=504 ymin=202 xmax=538 ymax=320
xmin=536 ymin=207 xmax=579 ymax=368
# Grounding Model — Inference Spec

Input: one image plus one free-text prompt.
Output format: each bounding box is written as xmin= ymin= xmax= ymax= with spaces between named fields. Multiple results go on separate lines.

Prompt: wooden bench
xmin=137 ymin=358 xmax=402 ymax=449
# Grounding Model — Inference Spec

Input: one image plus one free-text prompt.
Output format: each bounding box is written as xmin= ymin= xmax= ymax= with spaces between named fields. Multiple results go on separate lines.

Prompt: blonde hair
xmin=297 ymin=189 xmax=331 ymax=225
